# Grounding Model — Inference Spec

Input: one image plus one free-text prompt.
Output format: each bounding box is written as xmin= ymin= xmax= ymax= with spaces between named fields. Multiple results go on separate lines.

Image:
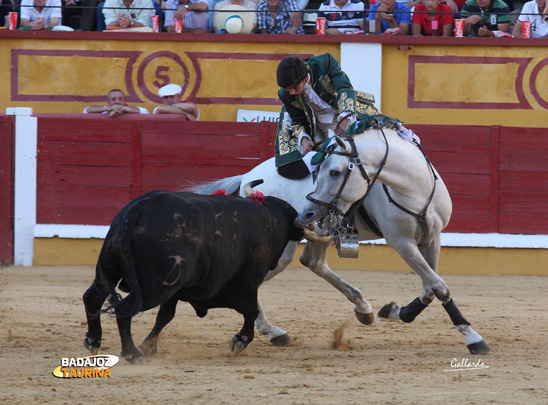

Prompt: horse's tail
xmin=184 ymin=175 xmax=244 ymax=196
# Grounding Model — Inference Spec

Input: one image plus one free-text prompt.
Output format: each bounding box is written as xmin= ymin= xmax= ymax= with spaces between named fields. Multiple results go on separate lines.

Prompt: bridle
xmin=305 ymin=129 xmax=389 ymax=234
xmin=305 ymin=128 xmax=438 ymax=244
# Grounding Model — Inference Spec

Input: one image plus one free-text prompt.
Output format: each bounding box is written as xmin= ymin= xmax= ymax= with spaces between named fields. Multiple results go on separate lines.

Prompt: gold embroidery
xmin=277 ymin=125 xmax=302 ymax=156
xmin=291 ymin=100 xmax=303 ymax=110
xmin=356 ymin=90 xmax=375 ymax=103
xmin=339 ymin=97 xmax=355 ymax=112
xmin=319 ymin=75 xmax=336 ymax=95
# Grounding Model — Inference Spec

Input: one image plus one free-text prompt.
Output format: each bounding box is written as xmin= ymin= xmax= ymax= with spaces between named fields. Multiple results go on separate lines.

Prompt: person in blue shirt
xmin=368 ymin=0 xmax=411 ymax=35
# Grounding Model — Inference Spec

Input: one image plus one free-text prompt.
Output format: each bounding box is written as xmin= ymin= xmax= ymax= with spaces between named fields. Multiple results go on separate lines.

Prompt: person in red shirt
xmin=411 ymin=0 xmax=454 ymax=36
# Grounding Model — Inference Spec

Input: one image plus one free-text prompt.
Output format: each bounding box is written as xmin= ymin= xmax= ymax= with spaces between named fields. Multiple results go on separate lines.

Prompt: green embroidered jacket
xmin=275 ymin=53 xmax=380 ymax=168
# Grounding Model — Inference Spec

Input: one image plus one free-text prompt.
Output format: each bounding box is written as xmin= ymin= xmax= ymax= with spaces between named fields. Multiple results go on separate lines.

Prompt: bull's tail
xmin=184 ymin=175 xmax=244 ymax=196
xmin=105 ymin=198 xmax=148 ymax=319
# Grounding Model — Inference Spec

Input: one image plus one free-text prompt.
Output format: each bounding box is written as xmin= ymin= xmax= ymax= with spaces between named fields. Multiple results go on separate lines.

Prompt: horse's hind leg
xmin=140 ymin=296 xmax=178 ymax=357
xmin=300 ymin=240 xmax=374 ymax=325
xmin=255 ymin=241 xmax=297 ymax=346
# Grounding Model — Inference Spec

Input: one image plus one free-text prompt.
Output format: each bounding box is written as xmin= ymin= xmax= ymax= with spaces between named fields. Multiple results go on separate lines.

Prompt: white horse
xmin=191 ymin=126 xmax=490 ymax=354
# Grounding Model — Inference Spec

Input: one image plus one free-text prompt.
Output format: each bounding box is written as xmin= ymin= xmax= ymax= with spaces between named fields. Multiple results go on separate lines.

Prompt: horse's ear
xmin=334 ymin=136 xmax=348 ymax=151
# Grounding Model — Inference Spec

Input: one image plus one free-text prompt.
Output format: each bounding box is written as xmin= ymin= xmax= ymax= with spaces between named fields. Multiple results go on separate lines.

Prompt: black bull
xmin=83 ymin=190 xmax=304 ymax=363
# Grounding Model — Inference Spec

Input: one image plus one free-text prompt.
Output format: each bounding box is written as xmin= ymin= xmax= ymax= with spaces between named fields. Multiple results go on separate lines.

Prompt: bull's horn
xmin=302 ymin=226 xmax=332 ymax=243
xmin=242 ymin=179 xmax=264 ymax=197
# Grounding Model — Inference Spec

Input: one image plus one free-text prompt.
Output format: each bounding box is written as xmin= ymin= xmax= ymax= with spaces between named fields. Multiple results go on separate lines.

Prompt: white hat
xmin=213 ymin=5 xmax=254 ymax=34
xmin=158 ymin=83 xmax=182 ymax=97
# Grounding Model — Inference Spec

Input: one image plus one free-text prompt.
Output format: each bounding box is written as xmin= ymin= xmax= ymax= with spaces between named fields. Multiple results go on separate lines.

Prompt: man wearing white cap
xmin=153 ymin=83 xmax=200 ymax=120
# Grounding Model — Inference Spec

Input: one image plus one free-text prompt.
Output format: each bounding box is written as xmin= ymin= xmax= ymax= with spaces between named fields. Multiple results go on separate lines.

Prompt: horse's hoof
xmin=83 ymin=337 xmax=100 ymax=355
xmin=354 ymin=310 xmax=374 ymax=325
xmin=378 ymin=302 xmax=400 ymax=319
xmin=270 ymin=334 xmax=291 ymax=347
xmin=467 ymin=340 xmax=491 ymax=355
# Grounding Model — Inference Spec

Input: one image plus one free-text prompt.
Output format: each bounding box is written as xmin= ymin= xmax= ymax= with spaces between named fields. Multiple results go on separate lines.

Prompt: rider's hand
xmin=301 ymin=137 xmax=314 ymax=155
xmin=335 ymin=118 xmax=349 ymax=136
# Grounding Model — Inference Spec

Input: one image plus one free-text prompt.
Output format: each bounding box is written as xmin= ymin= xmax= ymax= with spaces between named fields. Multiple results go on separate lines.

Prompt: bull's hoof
xmin=139 ymin=337 xmax=158 ymax=357
xmin=270 ymin=334 xmax=291 ymax=347
xmin=229 ymin=335 xmax=251 ymax=356
xmin=83 ymin=336 xmax=100 ymax=355
xmin=121 ymin=349 xmax=144 ymax=364
xmin=378 ymin=302 xmax=400 ymax=319
xmin=127 ymin=356 xmax=144 ymax=365
xmin=467 ymin=340 xmax=491 ymax=355
xmin=354 ymin=310 xmax=374 ymax=325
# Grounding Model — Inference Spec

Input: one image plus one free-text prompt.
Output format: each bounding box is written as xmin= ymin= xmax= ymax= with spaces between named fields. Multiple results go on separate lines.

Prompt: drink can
xmin=522 ymin=20 xmax=531 ymax=38
xmin=9 ymin=12 xmax=17 ymax=30
xmin=316 ymin=17 xmax=326 ymax=35
xmin=454 ymin=19 xmax=464 ymax=37
xmin=431 ymin=20 xmax=438 ymax=36
xmin=174 ymin=19 xmax=183 ymax=33
xmin=152 ymin=15 xmax=159 ymax=33
xmin=368 ymin=19 xmax=375 ymax=34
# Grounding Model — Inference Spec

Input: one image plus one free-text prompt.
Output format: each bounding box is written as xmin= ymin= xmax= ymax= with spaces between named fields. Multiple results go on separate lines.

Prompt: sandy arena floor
xmin=1 ymin=265 xmax=547 ymax=404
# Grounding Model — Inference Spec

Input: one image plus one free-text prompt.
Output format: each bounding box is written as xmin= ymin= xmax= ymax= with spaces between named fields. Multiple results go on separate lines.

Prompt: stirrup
xmin=335 ymin=228 xmax=359 ymax=258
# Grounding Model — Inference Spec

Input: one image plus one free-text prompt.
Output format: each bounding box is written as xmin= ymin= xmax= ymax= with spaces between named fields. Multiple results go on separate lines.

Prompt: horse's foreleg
xmin=381 ymin=240 xmax=490 ymax=354
xmin=300 ymin=241 xmax=374 ymax=325
xmin=255 ymin=241 xmax=297 ymax=346
xmin=443 ymin=298 xmax=491 ymax=354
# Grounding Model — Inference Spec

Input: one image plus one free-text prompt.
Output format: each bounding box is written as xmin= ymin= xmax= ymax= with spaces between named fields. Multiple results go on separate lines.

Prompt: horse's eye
xmin=329 ymin=170 xmax=340 ymax=177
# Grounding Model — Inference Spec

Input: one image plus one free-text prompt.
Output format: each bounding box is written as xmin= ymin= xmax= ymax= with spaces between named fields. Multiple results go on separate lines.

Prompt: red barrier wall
xmin=36 ymin=115 xmax=277 ymax=226
xmin=27 ymin=115 xmax=548 ymax=236
xmin=0 ymin=116 xmax=15 ymax=265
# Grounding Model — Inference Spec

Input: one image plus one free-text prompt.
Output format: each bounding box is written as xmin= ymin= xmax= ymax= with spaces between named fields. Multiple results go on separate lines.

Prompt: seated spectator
xmin=411 ymin=0 xmax=454 ymax=36
xmin=154 ymin=83 xmax=200 ymax=120
xmin=369 ymin=0 xmax=410 ymax=35
xmin=318 ymin=0 xmax=364 ymax=34
xmin=102 ymin=0 xmax=155 ymax=29
xmin=20 ymin=0 xmax=62 ymax=29
xmin=461 ymin=0 xmax=510 ymax=36
xmin=84 ymin=89 xmax=149 ymax=117
xmin=256 ymin=0 xmax=305 ymax=34
xmin=512 ymin=0 xmax=548 ymax=38
xmin=164 ymin=0 xmax=209 ymax=32
xmin=213 ymin=0 xmax=256 ymax=32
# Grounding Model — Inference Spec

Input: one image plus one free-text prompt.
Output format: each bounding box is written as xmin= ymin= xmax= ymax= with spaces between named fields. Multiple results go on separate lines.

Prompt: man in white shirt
xmin=512 ymin=0 xmax=548 ymax=38
xmin=103 ymin=0 xmax=155 ymax=28
xmin=84 ymin=89 xmax=149 ymax=117
xmin=19 ymin=0 xmax=61 ymax=29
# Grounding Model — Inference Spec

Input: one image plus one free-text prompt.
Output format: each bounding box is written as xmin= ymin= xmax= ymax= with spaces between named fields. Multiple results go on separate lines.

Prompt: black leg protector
xmin=442 ymin=298 xmax=470 ymax=326
xmin=399 ymin=297 xmax=428 ymax=323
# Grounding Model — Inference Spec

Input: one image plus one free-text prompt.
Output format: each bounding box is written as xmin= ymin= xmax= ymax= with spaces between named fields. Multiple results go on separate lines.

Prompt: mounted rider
xmin=274 ymin=53 xmax=416 ymax=179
